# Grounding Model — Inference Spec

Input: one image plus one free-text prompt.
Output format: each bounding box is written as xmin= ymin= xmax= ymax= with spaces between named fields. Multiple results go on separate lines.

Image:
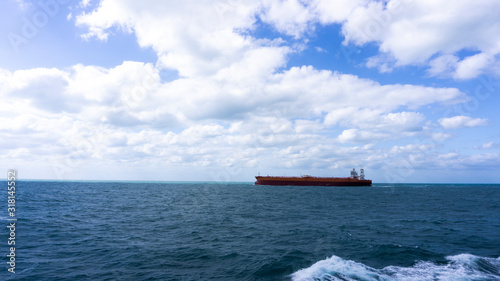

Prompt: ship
xmin=254 ymin=168 xmax=372 ymax=186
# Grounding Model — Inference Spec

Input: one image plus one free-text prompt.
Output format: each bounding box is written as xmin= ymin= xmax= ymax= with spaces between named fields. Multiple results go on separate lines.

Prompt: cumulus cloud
xmin=259 ymin=0 xmax=314 ymax=38
xmin=75 ymin=0 xmax=500 ymax=80
xmin=438 ymin=116 xmax=488 ymax=129
xmin=427 ymin=55 xmax=459 ymax=78
xmin=0 ymin=59 xmax=469 ymax=179
xmin=4 ymin=0 xmax=497 ymax=181
xmin=87 ymin=64 xmax=463 ymax=133
xmin=6 ymin=68 xmax=76 ymax=113
xmin=453 ymin=53 xmax=494 ymax=80
xmin=75 ymin=0 xmax=281 ymax=78
xmin=340 ymin=0 xmax=500 ymax=79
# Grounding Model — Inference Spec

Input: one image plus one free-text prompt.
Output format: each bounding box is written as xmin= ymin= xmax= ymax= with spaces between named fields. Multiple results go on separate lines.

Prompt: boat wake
xmin=291 ymin=254 xmax=500 ymax=281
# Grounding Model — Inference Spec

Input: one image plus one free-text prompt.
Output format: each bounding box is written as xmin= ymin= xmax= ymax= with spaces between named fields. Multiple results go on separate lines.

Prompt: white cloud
xmin=334 ymin=0 xmax=500 ymax=79
xmin=438 ymin=116 xmax=488 ymax=129
xmin=76 ymin=0 xmax=272 ymax=78
xmin=313 ymin=0 xmax=369 ymax=23
xmin=337 ymin=128 xmax=387 ymax=143
xmin=0 ymin=59 xmax=469 ymax=180
xmin=427 ymin=55 xmax=459 ymax=78
xmin=389 ymin=144 xmax=434 ymax=155
xmin=80 ymin=0 xmax=91 ymax=8
xmin=14 ymin=0 xmax=31 ymax=10
xmin=431 ymin=132 xmax=452 ymax=141
xmin=75 ymin=0 xmax=500 ymax=80
xmin=333 ymin=111 xmax=425 ymax=143
xmin=431 ymin=152 xmax=500 ymax=170
xmin=260 ymin=0 xmax=314 ymax=38
xmin=454 ymin=53 xmax=494 ymax=80
xmin=325 ymin=108 xmax=424 ymax=137
xmin=252 ymin=0 xmax=500 ymax=79
xmin=480 ymin=142 xmax=494 ymax=149
xmin=5 ymin=68 xmax=75 ymax=113
xmin=365 ymin=54 xmax=394 ymax=73
xmin=314 ymin=46 xmax=326 ymax=53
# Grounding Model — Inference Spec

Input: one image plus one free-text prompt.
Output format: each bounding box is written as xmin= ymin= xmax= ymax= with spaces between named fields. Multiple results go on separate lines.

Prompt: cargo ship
xmin=255 ymin=168 xmax=372 ymax=186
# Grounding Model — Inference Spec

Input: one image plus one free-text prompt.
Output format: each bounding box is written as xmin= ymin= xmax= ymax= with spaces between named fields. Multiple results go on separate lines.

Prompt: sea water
xmin=1 ymin=181 xmax=499 ymax=280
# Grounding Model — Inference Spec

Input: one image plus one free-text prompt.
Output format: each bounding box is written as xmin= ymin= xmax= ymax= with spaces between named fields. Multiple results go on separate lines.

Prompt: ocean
xmin=1 ymin=181 xmax=499 ymax=280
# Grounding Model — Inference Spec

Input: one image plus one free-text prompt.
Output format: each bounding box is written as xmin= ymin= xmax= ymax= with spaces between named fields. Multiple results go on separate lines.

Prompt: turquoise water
xmin=1 ymin=182 xmax=499 ymax=280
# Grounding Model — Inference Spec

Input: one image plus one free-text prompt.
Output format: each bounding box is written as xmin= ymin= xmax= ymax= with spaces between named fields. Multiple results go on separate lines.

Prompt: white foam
xmin=290 ymin=255 xmax=387 ymax=281
xmin=291 ymin=254 xmax=500 ymax=281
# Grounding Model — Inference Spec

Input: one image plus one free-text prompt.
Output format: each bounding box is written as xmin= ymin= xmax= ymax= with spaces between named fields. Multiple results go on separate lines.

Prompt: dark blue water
xmin=1 ymin=182 xmax=499 ymax=280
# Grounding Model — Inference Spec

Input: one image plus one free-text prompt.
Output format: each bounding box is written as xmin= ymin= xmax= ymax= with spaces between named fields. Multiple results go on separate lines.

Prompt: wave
xmin=290 ymin=254 xmax=500 ymax=281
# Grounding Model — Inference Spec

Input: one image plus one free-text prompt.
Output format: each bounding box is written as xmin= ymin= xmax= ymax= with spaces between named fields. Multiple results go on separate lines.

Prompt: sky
xmin=1 ymin=0 xmax=500 ymax=183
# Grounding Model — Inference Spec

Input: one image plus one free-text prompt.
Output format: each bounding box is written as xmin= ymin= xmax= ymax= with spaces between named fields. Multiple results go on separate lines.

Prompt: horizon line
xmin=2 ymin=179 xmax=500 ymax=185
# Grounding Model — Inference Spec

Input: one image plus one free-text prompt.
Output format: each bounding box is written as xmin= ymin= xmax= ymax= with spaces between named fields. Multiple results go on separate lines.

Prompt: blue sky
xmin=1 ymin=0 xmax=500 ymax=183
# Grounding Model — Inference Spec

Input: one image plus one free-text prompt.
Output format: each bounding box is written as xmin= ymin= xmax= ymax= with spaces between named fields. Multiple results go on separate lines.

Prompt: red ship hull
xmin=255 ymin=176 xmax=372 ymax=186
